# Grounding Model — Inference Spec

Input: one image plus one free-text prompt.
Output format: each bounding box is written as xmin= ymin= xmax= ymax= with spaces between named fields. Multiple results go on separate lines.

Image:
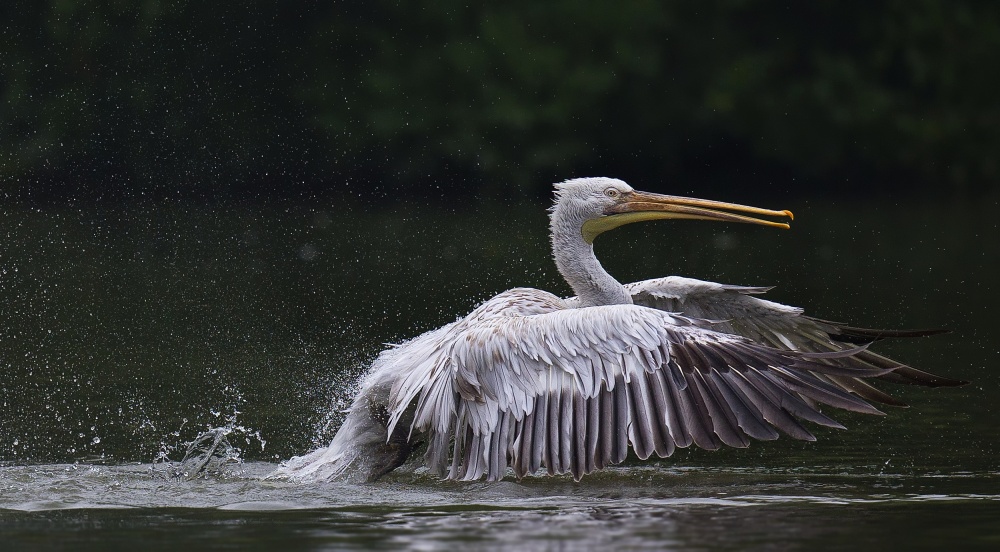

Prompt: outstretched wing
xmin=390 ymin=301 xmax=893 ymax=482
xmin=625 ymin=276 xmax=964 ymax=405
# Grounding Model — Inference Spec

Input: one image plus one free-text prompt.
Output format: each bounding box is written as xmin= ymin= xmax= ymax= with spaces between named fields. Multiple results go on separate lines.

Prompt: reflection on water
xmin=1 ymin=196 xmax=998 ymax=548
xmin=0 ymin=463 xmax=998 ymax=550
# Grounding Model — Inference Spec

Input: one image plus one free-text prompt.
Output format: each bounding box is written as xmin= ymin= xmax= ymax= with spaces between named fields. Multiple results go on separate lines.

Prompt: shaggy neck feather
xmin=550 ymin=206 xmax=632 ymax=307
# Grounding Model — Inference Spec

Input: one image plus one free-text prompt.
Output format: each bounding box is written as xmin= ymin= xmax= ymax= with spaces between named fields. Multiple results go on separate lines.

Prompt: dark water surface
xmin=1 ymin=463 xmax=998 ymax=551
xmin=1 ymin=196 xmax=998 ymax=549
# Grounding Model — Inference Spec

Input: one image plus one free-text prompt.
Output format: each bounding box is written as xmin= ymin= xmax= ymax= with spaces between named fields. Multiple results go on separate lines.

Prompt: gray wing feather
xmin=382 ymin=296 xmax=890 ymax=482
xmin=626 ymin=276 xmax=963 ymax=398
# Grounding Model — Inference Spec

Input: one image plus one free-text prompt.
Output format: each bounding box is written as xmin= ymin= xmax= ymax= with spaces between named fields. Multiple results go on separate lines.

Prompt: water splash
xmin=150 ymin=385 xmax=267 ymax=478
xmin=269 ymin=359 xmax=379 ymax=483
xmin=309 ymin=360 xmax=367 ymax=450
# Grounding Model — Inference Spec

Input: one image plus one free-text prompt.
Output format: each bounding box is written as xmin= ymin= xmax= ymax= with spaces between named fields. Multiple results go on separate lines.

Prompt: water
xmin=1 ymin=196 xmax=998 ymax=549
xmin=1 ymin=463 xmax=997 ymax=550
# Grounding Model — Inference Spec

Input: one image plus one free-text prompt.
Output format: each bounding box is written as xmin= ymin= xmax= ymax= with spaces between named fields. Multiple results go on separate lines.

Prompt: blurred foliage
xmin=2 ymin=0 xmax=998 ymax=203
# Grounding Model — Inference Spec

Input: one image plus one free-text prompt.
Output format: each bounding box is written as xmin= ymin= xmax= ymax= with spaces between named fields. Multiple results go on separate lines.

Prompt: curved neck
xmin=550 ymin=211 xmax=632 ymax=308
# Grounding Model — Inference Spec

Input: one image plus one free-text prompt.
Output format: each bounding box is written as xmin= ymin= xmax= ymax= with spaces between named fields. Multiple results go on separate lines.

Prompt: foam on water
xmin=2 ymin=462 xmax=998 ymax=512
xmin=2 ymin=463 xmax=998 ymax=550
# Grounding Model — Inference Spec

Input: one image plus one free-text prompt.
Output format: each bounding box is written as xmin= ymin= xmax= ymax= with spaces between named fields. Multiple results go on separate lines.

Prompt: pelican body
xmin=276 ymin=177 xmax=963 ymax=482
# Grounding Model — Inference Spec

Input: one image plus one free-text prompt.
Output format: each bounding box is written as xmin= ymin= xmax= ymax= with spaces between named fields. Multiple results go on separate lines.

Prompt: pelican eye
xmin=604 ymin=188 xmax=620 ymax=198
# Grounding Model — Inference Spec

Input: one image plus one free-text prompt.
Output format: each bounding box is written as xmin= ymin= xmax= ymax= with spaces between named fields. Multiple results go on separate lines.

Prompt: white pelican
xmin=277 ymin=177 xmax=964 ymax=482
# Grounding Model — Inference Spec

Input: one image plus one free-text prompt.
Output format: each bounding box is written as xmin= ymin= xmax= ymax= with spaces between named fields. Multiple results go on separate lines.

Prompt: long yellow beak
xmin=581 ymin=190 xmax=794 ymax=243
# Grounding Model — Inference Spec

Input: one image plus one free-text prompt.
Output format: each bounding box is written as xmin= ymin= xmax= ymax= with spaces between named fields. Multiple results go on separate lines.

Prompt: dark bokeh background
xmin=3 ymin=1 xmax=998 ymax=203
xmin=1 ymin=2 xmax=997 ymax=466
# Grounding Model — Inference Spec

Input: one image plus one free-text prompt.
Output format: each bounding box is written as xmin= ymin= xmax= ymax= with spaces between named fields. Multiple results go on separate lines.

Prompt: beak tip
xmin=783 ymin=210 xmax=794 ymax=221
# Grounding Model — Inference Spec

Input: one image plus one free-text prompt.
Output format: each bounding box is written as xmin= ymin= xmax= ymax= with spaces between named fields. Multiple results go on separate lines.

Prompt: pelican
xmin=276 ymin=177 xmax=964 ymax=483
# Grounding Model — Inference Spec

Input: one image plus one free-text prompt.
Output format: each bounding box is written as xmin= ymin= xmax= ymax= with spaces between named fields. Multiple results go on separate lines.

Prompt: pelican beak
xmin=582 ymin=190 xmax=794 ymax=243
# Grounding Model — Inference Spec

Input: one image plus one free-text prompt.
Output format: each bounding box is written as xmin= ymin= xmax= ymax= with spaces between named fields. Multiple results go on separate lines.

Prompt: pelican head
xmin=553 ymin=177 xmax=794 ymax=244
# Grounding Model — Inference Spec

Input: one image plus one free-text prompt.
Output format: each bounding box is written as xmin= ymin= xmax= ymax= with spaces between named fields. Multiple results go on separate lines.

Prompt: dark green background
xmin=3 ymin=1 xmax=998 ymax=203
xmin=1 ymin=1 xmax=996 ymax=469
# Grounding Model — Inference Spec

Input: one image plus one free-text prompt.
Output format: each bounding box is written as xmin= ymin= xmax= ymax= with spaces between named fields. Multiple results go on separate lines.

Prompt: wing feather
xmin=688 ymin=369 xmax=750 ymax=448
xmin=610 ymin=375 xmax=630 ymax=465
xmin=728 ymin=369 xmax=816 ymax=441
xmin=571 ymin=393 xmax=587 ymax=480
xmin=584 ymin=394 xmax=600 ymax=476
xmin=627 ymin=369 xmax=655 ymax=460
xmin=627 ymin=276 xmax=964 ymax=392
xmin=558 ymin=374 xmax=573 ymax=474
xmin=368 ymin=284 xmax=955 ymax=481
xmin=530 ymin=393 xmax=547 ymax=474
xmin=546 ymin=374 xmax=561 ymax=476
xmin=708 ymin=370 xmax=780 ymax=441
xmin=664 ymin=361 xmax=716 ymax=449
xmin=648 ymin=370 xmax=681 ymax=451
xmin=597 ymin=383 xmax=614 ymax=470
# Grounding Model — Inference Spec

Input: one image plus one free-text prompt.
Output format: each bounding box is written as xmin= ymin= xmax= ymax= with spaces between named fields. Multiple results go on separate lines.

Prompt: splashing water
xmin=268 ymin=362 xmax=375 ymax=483
xmin=149 ymin=385 xmax=267 ymax=478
